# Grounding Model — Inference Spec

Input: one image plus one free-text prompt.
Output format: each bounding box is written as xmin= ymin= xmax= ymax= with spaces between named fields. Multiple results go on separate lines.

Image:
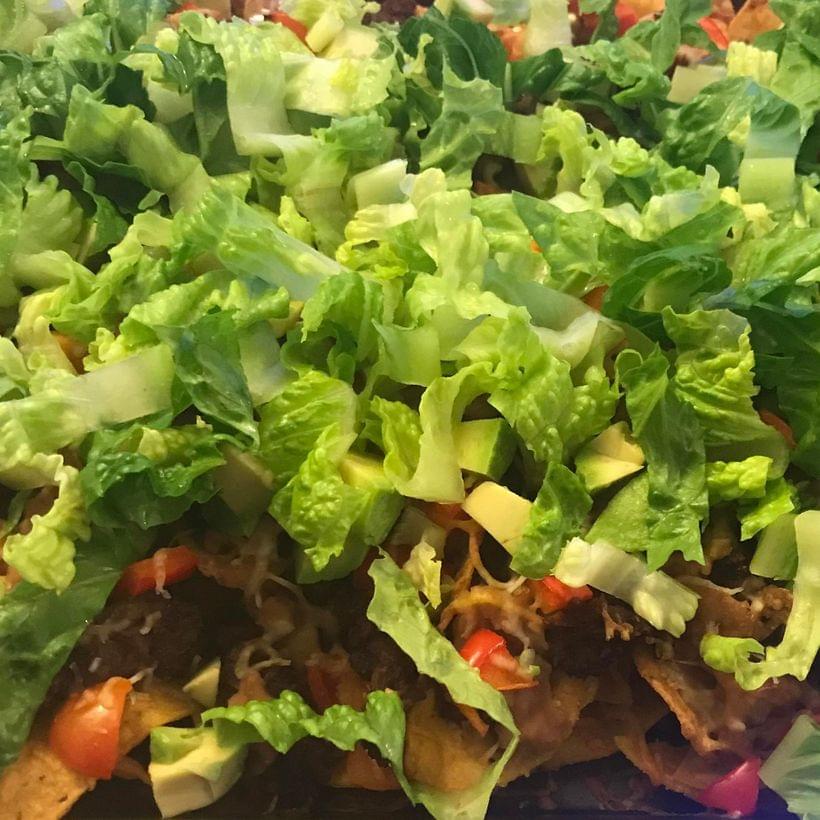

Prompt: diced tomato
xmin=270 ymin=11 xmax=309 ymax=44
xmin=49 ymin=677 xmax=133 ymax=779
xmin=536 ymin=576 xmax=594 ymax=613
xmin=459 ymin=629 xmax=537 ymax=692
xmin=614 ymin=2 xmax=639 ymax=34
xmin=698 ymin=758 xmax=761 ymax=816
xmin=582 ymin=285 xmax=608 ymax=312
xmin=699 ymin=16 xmax=730 ymax=50
xmin=115 ymin=546 xmax=198 ymax=597
xmin=530 ymin=239 xmax=542 ymax=254
xmin=759 ymin=409 xmax=796 ymax=449
xmin=460 ymin=628 xmax=506 ymax=668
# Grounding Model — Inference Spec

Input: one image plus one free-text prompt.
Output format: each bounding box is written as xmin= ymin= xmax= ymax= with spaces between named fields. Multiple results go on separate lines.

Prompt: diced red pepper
xmin=459 ymin=629 xmax=537 ymax=692
xmin=49 ymin=677 xmax=133 ymax=779
xmin=270 ymin=11 xmax=309 ymax=44
xmin=115 ymin=546 xmax=198 ymax=597
xmin=758 ymin=409 xmax=796 ymax=449
xmin=536 ymin=576 xmax=594 ymax=613
xmin=698 ymin=758 xmax=761 ymax=817
xmin=699 ymin=16 xmax=730 ymax=50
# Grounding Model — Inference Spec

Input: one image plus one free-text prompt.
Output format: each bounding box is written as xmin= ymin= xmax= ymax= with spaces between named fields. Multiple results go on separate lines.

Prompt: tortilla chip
xmin=615 ymin=735 xmax=729 ymax=799
xmin=727 ymin=0 xmax=782 ymax=41
xmin=404 ymin=695 xmax=492 ymax=792
xmin=501 ymin=674 xmax=598 ymax=783
xmin=634 ymin=649 xmax=727 ymax=755
xmin=0 ymin=741 xmax=94 ymax=820
xmin=545 ymin=692 xmax=668 ymax=770
xmin=118 ymin=681 xmax=194 ymax=753
xmin=0 ymin=681 xmax=193 ymax=820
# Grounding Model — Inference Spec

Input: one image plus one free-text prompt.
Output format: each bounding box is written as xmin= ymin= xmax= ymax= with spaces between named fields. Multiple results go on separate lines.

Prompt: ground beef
xmin=321 ymin=583 xmax=425 ymax=701
xmin=544 ymin=596 xmax=652 ymax=677
xmin=366 ymin=0 xmax=418 ymax=23
xmin=46 ymin=575 xmax=259 ymax=708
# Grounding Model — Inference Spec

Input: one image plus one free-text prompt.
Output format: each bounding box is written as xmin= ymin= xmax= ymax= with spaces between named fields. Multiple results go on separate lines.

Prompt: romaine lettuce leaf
xmin=706 ymin=456 xmax=772 ymax=502
xmin=617 ymin=347 xmax=708 ymax=569
xmin=511 ymin=463 xmax=591 ymax=577
xmin=664 ymin=308 xmax=788 ymax=471
xmin=270 ymin=425 xmax=374 ymax=575
xmin=738 ymin=477 xmax=796 ymax=541
xmin=259 ymin=370 xmax=357 ymax=492
xmin=81 ymin=423 xmax=226 ymax=530
xmin=203 ymin=689 xmax=408 ymax=786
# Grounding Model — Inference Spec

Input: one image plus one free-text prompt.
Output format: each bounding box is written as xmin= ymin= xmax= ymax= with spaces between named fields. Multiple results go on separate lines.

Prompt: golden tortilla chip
xmin=615 ymin=735 xmax=727 ymax=799
xmin=501 ymin=674 xmax=598 ymax=784
xmin=0 ymin=681 xmax=193 ymax=820
xmin=118 ymin=681 xmax=194 ymax=753
xmin=0 ymin=741 xmax=94 ymax=820
xmin=544 ymin=692 xmax=668 ymax=770
xmin=727 ymin=0 xmax=782 ymax=41
xmin=404 ymin=695 xmax=492 ymax=793
xmin=634 ymin=648 xmax=727 ymax=755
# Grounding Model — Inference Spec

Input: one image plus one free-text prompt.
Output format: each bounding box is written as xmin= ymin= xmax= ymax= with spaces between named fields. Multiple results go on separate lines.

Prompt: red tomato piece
xmin=459 ymin=629 xmax=537 ymax=692
xmin=460 ymin=628 xmax=506 ymax=668
xmin=115 ymin=545 xmax=199 ymax=597
xmin=698 ymin=758 xmax=761 ymax=816
xmin=270 ymin=11 xmax=309 ymax=44
xmin=699 ymin=16 xmax=730 ymax=50
xmin=537 ymin=576 xmax=593 ymax=613
xmin=49 ymin=677 xmax=133 ymax=779
xmin=759 ymin=409 xmax=796 ymax=449
xmin=615 ymin=2 xmax=639 ymax=34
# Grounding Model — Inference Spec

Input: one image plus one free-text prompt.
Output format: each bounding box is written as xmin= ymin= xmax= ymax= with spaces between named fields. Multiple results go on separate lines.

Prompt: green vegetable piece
xmin=453 ymin=418 xmax=516 ymax=481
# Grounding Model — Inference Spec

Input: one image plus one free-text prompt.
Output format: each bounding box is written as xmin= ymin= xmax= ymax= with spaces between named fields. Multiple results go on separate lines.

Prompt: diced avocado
xmin=339 ymin=452 xmax=393 ymax=491
xmin=586 ymin=473 xmax=649 ymax=553
xmin=667 ymin=64 xmax=727 ymax=104
xmin=182 ymin=659 xmax=221 ymax=709
xmin=739 ymin=157 xmax=795 ymax=211
xmin=575 ymin=422 xmax=644 ymax=493
xmin=454 ymin=419 xmax=516 ymax=481
xmin=150 ymin=727 xmax=246 ymax=818
xmin=750 ymin=512 xmax=797 ymax=580
xmin=213 ymin=447 xmax=274 ymax=521
xmin=462 ymin=481 xmax=532 ymax=553
xmin=296 ymin=453 xmax=403 ymax=583
xmin=322 ymin=24 xmax=380 ymax=59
